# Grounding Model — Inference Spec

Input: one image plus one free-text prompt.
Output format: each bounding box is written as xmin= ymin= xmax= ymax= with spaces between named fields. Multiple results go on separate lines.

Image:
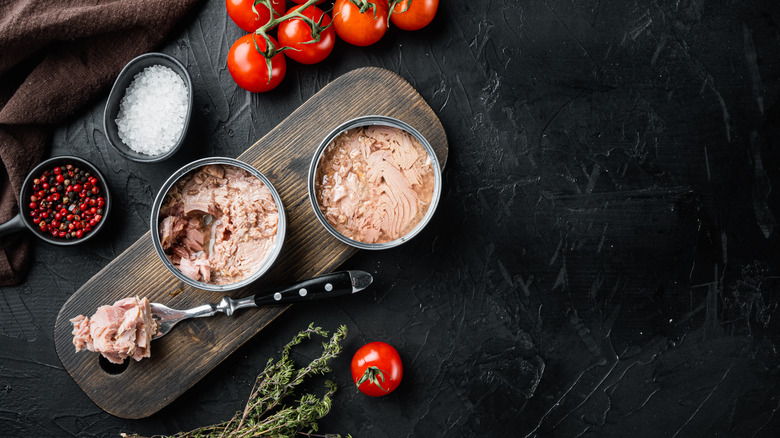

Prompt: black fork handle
xmin=253 ymin=271 xmax=355 ymax=306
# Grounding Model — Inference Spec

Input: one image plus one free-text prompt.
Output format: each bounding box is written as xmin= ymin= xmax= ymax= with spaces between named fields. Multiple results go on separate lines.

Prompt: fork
xmin=150 ymin=270 xmax=372 ymax=340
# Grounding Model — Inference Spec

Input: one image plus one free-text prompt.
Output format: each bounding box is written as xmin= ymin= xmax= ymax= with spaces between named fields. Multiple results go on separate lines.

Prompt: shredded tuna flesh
xmin=158 ymin=164 xmax=278 ymax=285
xmin=70 ymin=296 xmax=158 ymax=364
xmin=315 ymin=125 xmax=435 ymax=244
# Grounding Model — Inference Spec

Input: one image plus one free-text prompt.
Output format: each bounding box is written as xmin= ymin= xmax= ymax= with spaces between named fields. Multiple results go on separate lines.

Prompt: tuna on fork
xmin=70 ymin=296 xmax=158 ymax=364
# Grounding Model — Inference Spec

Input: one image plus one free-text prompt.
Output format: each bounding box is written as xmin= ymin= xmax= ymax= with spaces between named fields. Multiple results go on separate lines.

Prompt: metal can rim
xmin=150 ymin=157 xmax=286 ymax=291
xmin=307 ymin=115 xmax=443 ymax=250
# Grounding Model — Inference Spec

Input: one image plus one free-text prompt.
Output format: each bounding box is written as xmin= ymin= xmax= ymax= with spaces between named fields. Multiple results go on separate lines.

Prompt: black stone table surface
xmin=2 ymin=0 xmax=780 ymax=436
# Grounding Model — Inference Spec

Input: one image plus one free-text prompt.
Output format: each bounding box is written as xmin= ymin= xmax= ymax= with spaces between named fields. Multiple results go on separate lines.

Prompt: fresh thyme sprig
xmin=124 ymin=324 xmax=349 ymax=438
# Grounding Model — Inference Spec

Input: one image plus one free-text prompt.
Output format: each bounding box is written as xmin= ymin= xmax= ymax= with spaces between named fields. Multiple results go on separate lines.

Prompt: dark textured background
xmin=2 ymin=0 xmax=780 ymax=436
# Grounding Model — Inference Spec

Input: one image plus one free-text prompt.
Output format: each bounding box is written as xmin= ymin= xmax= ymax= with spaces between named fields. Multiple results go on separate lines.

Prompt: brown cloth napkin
xmin=0 ymin=0 xmax=201 ymax=286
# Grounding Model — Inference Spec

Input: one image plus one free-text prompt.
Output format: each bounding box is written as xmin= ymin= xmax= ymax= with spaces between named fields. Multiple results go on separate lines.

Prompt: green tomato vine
xmin=251 ymin=0 xmax=332 ymax=82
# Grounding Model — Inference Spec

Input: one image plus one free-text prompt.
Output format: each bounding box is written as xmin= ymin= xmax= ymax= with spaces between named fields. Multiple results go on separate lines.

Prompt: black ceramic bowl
xmin=103 ymin=52 xmax=193 ymax=163
xmin=0 ymin=156 xmax=112 ymax=246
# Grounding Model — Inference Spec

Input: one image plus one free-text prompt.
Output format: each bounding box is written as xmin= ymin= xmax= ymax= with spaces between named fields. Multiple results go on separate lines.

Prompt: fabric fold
xmin=0 ymin=0 xmax=201 ymax=285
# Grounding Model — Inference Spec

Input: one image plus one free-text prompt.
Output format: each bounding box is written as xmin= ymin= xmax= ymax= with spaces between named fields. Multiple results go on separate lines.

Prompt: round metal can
xmin=150 ymin=157 xmax=286 ymax=291
xmin=308 ymin=115 xmax=443 ymax=250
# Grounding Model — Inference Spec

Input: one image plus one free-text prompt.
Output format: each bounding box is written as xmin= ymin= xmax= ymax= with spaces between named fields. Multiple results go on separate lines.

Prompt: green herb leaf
xmin=123 ymin=324 xmax=349 ymax=438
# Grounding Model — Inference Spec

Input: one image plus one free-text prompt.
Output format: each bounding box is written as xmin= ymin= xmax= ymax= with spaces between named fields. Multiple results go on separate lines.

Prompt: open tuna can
xmin=308 ymin=115 xmax=442 ymax=250
xmin=150 ymin=157 xmax=285 ymax=291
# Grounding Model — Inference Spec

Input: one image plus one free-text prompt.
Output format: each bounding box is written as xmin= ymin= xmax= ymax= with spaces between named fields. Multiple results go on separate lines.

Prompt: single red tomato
xmin=226 ymin=0 xmax=286 ymax=33
xmin=278 ymin=5 xmax=335 ymax=64
xmin=333 ymin=0 xmax=388 ymax=47
xmin=291 ymin=0 xmax=326 ymax=3
xmin=351 ymin=341 xmax=403 ymax=397
xmin=390 ymin=0 xmax=438 ymax=31
xmin=227 ymin=34 xmax=286 ymax=92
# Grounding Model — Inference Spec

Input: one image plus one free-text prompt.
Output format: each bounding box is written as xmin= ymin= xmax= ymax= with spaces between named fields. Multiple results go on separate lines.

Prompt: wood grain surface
xmin=53 ymin=67 xmax=448 ymax=419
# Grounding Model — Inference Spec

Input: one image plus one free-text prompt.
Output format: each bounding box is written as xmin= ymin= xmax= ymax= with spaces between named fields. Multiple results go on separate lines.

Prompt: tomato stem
xmin=355 ymin=366 xmax=390 ymax=392
xmin=249 ymin=32 xmax=276 ymax=85
xmin=387 ymin=0 xmax=411 ymax=24
xmin=347 ymin=0 xmax=380 ymax=16
xmin=253 ymin=0 xmax=331 ymax=64
xmin=252 ymin=0 xmax=273 ymax=22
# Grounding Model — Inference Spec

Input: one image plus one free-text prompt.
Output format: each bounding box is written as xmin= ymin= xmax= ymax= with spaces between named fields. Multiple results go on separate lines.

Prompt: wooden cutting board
xmin=53 ymin=67 xmax=448 ymax=419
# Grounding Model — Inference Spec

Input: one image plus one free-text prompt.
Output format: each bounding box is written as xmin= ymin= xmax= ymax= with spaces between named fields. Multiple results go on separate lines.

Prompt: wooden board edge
xmin=52 ymin=66 xmax=449 ymax=418
xmin=245 ymin=66 xmax=449 ymax=168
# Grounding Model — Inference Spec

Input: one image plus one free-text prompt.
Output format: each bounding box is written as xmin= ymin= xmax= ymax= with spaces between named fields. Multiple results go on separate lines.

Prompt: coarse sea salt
xmin=116 ymin=65 xmax=188 ymax=156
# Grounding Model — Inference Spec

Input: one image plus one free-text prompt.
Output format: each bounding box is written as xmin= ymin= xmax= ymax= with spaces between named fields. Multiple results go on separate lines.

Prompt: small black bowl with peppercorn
xmin=0 ymin=156 xmax=111 ymax=246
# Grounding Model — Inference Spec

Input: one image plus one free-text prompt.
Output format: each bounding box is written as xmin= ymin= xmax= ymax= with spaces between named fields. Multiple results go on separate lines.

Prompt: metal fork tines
xmin=148 ymin=271 xmax=373 ymax=340
xmin=150 ymin=296 xmax=255 ymax=340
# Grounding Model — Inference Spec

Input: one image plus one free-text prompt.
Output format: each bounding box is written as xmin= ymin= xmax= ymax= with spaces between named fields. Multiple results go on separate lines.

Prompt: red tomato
xmin=226 ymin=0 xmax=286 ymax=32
xmin=333 ymin=0 xmax=388 ymax=47
xmin=291 ymin=0 xmax=326 ymax=3
xmin=227 ymin=34 xmax=286 ymax=92
xmin=278 ymin=6 xmax=335 ymax=64
xmin=351 ymin=341 xmax=403 ymax=397
xmin=391 ymin=0 xmax=438 ymax=31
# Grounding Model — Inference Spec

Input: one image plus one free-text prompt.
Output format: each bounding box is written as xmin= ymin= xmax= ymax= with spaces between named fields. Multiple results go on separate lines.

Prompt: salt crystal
xmin=115 ymin=65 xmax=189 ymax=156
